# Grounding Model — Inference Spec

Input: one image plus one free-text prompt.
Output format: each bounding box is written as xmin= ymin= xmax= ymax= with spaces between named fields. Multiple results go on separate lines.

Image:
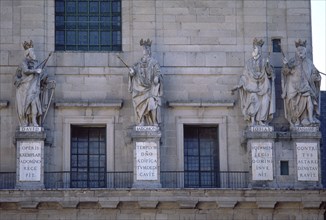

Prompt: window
xmin=184 ymin=125 xmax=219 ymax=188
xmin=272 ymin=38 xmax=281 ymax=53
xmin=280 ymin=161 xmax=289 ymax=175
xmin=55 ymin=0 xmax=122 ymax=51
xmin=71 ymin=126 xmax=106 ymax=188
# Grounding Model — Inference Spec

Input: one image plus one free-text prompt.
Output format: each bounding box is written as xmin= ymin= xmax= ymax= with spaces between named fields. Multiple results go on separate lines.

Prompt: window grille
xmin=71 ymin=126 xmax=106 ymax=188
xmin=55 ymin=0 xmax=122 ymax=51
xmin=184 ymin=126 xmax=220 ymax=188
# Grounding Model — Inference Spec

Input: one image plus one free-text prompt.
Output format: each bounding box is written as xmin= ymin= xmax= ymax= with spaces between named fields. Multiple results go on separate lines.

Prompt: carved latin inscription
xmin=19 ymin=141 xmax=42 ymax=181
xmin=296 ymin=142 xmax=319 ymax=181
xmin=251 ymin=142 xmax=273 ymax=181
xmin=136 ymin=142 xmax=158 ymax=181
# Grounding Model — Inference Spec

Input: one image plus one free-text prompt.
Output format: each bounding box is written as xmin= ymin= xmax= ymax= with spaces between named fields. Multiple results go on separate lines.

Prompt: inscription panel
xmin=19 ymin=141 xmax=42 ymax=181
xmin=249 ymin=126 xmax=274 ymax=132
xmin=19 ymin=126 xmax=42 ymax=132
xmin=296 ymin=142 xmax=319 ymax=181
xmin=251 ymin=142 xmax=273 ymax=181
xmin=135 ymin=142 xmax=158 ymax=181
xmin=291 ymin=126 xmax=319 ymax=132
xmin=134 ymin=126 xmax=159 ymax=132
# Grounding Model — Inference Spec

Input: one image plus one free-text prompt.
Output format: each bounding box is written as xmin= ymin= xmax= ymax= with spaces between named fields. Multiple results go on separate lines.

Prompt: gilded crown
xmin=253 ymin=38 xmax=264 ymax=47
xmin=23 ymin=40 xmax=33 ymax=50
xmin=295 ymin=39 xmax=306 ymax=48
xmin=140 ymin=38 xmax=152 ymax=47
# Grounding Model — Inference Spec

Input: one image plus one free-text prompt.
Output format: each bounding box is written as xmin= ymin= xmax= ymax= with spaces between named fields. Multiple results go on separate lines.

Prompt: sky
xmin=311 ymin=0 xmax=326 ymax=90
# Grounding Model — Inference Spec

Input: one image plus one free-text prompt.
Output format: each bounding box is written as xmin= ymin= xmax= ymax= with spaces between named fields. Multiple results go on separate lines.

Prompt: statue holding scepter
xmin=14 ymin=40 xmax=54 ymax=127
xmin=119 ymin=39 xmax=163 ymax=126
xmin=280 ymin=39 xmax=322 ymax=127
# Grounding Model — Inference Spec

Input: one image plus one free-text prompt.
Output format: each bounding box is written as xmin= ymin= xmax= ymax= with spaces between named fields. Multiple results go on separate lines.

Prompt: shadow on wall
xmin=320 ymin=91 xmax=326 ymax=188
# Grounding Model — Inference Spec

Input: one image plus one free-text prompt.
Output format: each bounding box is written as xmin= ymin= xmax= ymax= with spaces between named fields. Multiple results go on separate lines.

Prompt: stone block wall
xmin=0 ymin=189 xmax=325 ymax=220
xmin=0 ymin=0 xmax=314 ymax=174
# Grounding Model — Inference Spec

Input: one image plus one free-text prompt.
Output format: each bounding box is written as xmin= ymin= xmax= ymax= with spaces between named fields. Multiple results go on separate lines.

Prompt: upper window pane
xmin=66 ymin=1 xmax=76 ymax=13
xmin=272 ymin=39 xmax=281 ymax=53
xmin=55 ymin=0 xmax=122 ymax=51
xmin=78 ymin=2 xmax=88 ymax=13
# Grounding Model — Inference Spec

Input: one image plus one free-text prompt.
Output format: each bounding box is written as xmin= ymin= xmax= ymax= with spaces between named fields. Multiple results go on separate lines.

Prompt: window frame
xmin=70 ymin=125 xmax=107 ymax=188
xmin=54 ymin=0 xmax=122 ymax=52
xmin=176 ymin=117 xmax=228 ymax=174
xmin=63 ymin=116 xmax=115 ymax=175
xmin=183 ymin=125 xmax=220 ymax=188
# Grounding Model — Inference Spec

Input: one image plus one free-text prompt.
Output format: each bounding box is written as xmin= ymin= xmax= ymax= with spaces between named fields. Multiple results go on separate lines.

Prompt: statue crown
xmin=140 ymin=38 xmax=152 ymax=47
xmin=253 ymin=38 xmax=264 ymax=47
xmin=23 ymin=40 xmax=33 ymax=50
xmin=295 ymin=39 xmax=306 ymax=48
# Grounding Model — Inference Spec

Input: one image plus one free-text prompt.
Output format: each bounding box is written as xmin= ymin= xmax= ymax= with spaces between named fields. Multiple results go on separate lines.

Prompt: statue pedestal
xmin=15 ymin=127 xmax=46 ymax=189
xmin=290 ymin=127 xmax=322 ymax=189
xmin=246 ymin=126 xmax=322 ymax=189
xmin=131 ymin=126 xmax=162 ymax=188
xmin=245 ymin=126 xmax=277 ymax=188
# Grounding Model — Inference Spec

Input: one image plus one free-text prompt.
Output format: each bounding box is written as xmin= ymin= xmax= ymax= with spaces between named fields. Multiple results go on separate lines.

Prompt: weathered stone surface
xmin=0 ymin=189 xmax=324 ymax=219
xmin=0 ymin=0 xmax=323 ymax=219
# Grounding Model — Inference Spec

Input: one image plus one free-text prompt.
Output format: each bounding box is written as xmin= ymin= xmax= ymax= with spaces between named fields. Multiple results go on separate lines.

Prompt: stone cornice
xmin=0 ymin=100 xmax=9 ymax=109
xmin=55 ymin=100 xmax=123 ymax=109
xmin=0 ymin=189 xmax=324 ymax=209
xmin=167 ymin=100 xmax=235 ymax=108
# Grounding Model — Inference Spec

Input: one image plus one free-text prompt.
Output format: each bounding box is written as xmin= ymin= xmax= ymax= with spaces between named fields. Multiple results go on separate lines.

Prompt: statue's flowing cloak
xmin=128 ymin=57 xmax=163 ymax=124
xmin=14 ymin=59 xmax=42 ymax=125
xmin=239 ymin=57 xmax=275 ymax=123
xmin=281 ymin=56 xmax=320 ymax=124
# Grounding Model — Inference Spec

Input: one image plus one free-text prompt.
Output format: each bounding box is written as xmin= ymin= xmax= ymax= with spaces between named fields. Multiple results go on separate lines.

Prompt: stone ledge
xmin=55 ymin=100 xmax=123 ymax=109
xmin=245 ymin=130 xmax=322 ymax=140
xmin=98 ymin=201 xmax=120 ymax=208
xmin=0 ymin=100 xmax=9 ymax=109
xmin=138 ymin=201 xmax=159 ymax=209
xmin=302 ymin=201 xmax=322 ymax=209
xmin=0 ymin=189 xmax=324 ymax=210
xmin=19 ymin=201 xmax=39 ymax=209
xmin=256 ymin=201 xmax=276 ymax=209
xmin=167 ymin=100 xmax=235 ymax=108
xmin=244 ymin=131 xmax=277 ymax=139
xmin=291 ymin=131 xmax=322 ymax=139
xmin=14 ymin=130 xmax=46 ymax=141
xmin=178 ymin=200 xmax=198 ymax=209
xmin=59 ymin=201 xmax=79 ymax=208
xmin=216 ymin=200 xmax=237 ymax=208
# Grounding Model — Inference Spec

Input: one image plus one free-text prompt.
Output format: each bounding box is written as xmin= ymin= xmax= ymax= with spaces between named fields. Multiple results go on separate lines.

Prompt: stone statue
xmin=14 ymin=40 xmax=55 ymax=127
xmin=128 ymin=39 xmax=163 ymax=126
xmin=281 ymin=39 xmax=321 ymax=127
xmin=232 ymin=38 xmax=275 ymax=126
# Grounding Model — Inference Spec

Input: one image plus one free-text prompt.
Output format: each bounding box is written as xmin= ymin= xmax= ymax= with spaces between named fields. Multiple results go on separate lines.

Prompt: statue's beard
xmin=297 ymin=53 xmax=306 ymax=60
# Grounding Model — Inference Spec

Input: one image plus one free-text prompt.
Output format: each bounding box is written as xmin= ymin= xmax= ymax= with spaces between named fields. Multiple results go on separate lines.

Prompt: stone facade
xmin=0 ymin=189 xmax=325 ymax=220
xmin=0 ymin=0 xmax=325 ymax=219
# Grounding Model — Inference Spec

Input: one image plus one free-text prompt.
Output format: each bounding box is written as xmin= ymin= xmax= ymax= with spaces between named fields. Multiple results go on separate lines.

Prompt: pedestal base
xmin=245 ymin=127 xmax=276 ymax=188
xmin=245 ymin=126 xmax=322 ymax=189
xmin=15 ymin=127 xmax=46 ymax=189
xmin=291 ymin=127 xmax=322 ymax=188
xmin=132 ymin=126 xmax=162 ymax=189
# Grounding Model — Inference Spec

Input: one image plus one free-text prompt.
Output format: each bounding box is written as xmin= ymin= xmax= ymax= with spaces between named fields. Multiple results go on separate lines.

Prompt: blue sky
xmin=311 ymin=0 xmax=326 ymax=90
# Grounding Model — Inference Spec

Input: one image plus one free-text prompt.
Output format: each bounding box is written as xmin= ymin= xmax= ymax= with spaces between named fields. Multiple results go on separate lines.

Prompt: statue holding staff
xmin=281 ymin=39 xmax=322 ymax=127
xmin=119 ymin=39 xmax=163 ymax=126
xmin=14 ymin=40 xmax=54 ymax=127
